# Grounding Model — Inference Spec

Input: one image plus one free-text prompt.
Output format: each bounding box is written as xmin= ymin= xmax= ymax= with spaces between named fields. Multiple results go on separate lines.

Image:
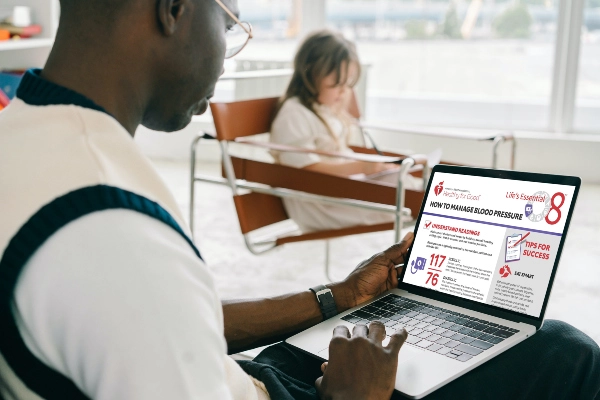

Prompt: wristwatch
xmin=310 ymin=285 xmax=338 ymax=320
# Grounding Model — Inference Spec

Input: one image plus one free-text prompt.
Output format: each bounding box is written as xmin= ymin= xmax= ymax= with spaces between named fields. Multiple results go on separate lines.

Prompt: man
xmin=0 ymin=1 xmax=598 ymax=399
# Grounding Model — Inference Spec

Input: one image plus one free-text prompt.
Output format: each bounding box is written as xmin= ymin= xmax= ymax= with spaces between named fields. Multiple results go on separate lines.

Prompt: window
xmin=326 ymin=0 xmax=560 ymax=130
xmin=237 ymin=0 xmax=295 ymax=40
xmin=213 ymin=0 xmax=296 ymax=102
xmin=230 ymin=0 xmax=597 ymax=134
xmin=574 ymin=0 xmax=600 ymax=132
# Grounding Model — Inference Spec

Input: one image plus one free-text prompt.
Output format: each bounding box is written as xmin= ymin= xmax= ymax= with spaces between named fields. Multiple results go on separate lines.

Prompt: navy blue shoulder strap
xmin=0 ymin=185 xmax=202 ymax=399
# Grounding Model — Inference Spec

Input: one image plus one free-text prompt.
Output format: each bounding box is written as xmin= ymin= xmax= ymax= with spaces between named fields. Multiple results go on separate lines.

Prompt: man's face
xmin=142 ymin=0 xmax=238 ymax=132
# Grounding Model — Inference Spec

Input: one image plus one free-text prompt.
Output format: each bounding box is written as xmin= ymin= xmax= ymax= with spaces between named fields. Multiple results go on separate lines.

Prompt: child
xmin=270 ymin=30 xmax=413 ymax=233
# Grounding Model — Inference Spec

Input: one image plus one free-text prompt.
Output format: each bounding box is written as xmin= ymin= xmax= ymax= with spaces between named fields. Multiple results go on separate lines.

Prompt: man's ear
xmin=157 ymin=0 xmax=188 ymax=36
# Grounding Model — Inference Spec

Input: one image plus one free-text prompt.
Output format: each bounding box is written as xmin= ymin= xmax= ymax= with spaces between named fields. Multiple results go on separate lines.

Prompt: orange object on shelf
xmin=0 ymin=24 xmax=42 ymax=38
xmin=0 ymin=30 xmax=10 ymax=41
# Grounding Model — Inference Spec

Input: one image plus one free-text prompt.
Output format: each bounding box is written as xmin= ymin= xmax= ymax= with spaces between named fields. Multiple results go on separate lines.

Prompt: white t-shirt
xmin=269 ymin=97 xmax=394 ymax=233
xmin=270 ymin=97 xmax=359 ymax=169
xmin=9 ymin=210 xmax=269 ymax=400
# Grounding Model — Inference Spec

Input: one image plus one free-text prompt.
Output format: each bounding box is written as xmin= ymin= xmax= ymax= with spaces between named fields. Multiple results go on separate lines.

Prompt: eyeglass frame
xmin=214 ymin=0 xmax=253 ymax=59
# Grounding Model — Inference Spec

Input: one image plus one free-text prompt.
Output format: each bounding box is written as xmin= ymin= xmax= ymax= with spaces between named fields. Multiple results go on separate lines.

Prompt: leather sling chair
xmin=190 ymin=96 xmax=434 ymax=280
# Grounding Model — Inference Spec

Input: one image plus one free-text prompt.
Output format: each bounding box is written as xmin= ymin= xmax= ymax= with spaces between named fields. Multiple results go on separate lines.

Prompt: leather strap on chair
xmin=233 ymin=192 xmax=289 ymax=234
xmin=230 ymin=157 xmax=423 ymax=220
xmin=348 ymin=146 xmax=408 ymax=157
xmin=210 ymin=97 xmax=279 ymax=141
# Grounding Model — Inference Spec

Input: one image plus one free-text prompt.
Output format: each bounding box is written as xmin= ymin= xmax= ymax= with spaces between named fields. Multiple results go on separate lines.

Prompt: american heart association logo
xmin=434 ymin=181 xmax=444 ymax=196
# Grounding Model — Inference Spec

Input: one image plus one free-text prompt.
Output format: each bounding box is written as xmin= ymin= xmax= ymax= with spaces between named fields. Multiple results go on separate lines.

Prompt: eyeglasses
xmin=214 ymin=0 xmax=253 ymax=58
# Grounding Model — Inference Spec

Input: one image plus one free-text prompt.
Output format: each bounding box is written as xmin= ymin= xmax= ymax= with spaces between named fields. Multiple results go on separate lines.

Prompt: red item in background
xmin=0 ymin=89 xmax=10 ymax=109
xmin=0 ymin=24 xmax=42 ymax=38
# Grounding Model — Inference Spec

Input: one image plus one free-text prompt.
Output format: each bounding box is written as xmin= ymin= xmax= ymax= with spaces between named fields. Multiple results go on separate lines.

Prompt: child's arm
xmin=303 ymin=159 xmax=397 ymax=178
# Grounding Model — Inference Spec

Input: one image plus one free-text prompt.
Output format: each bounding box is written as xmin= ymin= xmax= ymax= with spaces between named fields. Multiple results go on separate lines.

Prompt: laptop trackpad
xmin=317 ymin=347 xmax=329 ymax=359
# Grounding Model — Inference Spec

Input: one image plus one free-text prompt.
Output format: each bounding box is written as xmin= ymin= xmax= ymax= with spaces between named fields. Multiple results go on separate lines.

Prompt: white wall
xmin=135 ymin=117 xmax=220 ymax=163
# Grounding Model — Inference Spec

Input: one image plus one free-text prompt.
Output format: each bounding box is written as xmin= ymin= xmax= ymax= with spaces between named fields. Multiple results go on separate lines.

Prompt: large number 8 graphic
xmin=545 ymin=192 xmax=565 ymax=225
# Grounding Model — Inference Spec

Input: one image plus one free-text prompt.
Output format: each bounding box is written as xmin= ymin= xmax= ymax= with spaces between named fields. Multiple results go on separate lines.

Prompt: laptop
xmin=287 ymin=165 xmax=580 ymax=398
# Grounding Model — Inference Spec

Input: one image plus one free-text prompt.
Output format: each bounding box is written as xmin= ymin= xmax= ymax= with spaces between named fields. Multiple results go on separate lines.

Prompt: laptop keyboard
xmin=340 ymin=294 xmax=519 ymax=362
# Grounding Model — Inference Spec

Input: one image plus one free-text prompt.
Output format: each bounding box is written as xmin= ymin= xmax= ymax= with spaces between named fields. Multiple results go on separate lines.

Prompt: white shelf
xmin=0 ymin=38 xmax=54 ymax=51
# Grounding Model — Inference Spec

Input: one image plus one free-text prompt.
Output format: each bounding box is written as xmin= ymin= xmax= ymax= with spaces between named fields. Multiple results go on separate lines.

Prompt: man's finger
xmin=384 ymin=232 xmax=414 ymax=265
xmin=367 ymin=321 xmax=387 ymax=343
xmin=321 ymin=362 xmax=328 ymax=373
xmin=333 ymin=325 xmax=351 ymax=339
xmin=352 ymin=323 xmax=369 ymax=337
xmin=386 ymin=328 xmax=408 ymax=354
xmin=315 ymin=376 xmax=323 ymax=393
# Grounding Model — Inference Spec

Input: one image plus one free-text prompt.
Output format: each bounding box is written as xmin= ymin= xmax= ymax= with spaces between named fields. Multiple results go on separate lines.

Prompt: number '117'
xmin=430 ymin=254 xmax=446 ymax=268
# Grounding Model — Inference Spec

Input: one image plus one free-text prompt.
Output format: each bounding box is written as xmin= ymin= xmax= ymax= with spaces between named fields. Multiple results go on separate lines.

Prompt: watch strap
xmin=310 ymin=285 xmax=338 ymax=320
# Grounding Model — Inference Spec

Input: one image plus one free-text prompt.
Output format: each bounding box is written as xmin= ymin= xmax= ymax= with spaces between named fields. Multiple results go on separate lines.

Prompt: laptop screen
xmin=402 ymin=169 xmax=578 ymax=319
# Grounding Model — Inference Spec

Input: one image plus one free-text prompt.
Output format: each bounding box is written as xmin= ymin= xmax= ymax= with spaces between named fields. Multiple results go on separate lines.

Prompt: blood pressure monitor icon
xmin=411 ymin=257 xmax=427 ymax=274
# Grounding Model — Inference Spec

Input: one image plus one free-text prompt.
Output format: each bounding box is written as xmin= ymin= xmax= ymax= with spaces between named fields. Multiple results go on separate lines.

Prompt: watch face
xmin=525 ymin=191 xmax=550 ymax=223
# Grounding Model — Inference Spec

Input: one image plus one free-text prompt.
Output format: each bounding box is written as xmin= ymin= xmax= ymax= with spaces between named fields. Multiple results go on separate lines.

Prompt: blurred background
xmin=229 ymin=0 xmax=600 ymax=132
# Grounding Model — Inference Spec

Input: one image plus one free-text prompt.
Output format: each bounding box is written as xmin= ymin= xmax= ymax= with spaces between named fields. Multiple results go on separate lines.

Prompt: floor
xmin=153 ymin=159 xmax=600 ymax=345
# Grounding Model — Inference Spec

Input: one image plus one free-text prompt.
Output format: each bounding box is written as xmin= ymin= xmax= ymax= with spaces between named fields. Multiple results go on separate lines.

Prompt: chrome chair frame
xmin=190 ymin=133 xmax=424 ymax=245
xmin=360 ymin=122 xmax=516 ymax=170
xmin=190 ymin=132 xmax=426 ymax=280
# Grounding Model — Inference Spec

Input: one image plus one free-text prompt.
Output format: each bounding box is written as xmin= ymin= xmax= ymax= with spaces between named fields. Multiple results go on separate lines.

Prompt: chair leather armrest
xmin=234 ymin=137 xmax=405 ymax=164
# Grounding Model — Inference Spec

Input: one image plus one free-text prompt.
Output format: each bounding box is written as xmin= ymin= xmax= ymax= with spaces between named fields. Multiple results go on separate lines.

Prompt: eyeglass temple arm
xmin=214 ymin=0 xmax=253 ymax=38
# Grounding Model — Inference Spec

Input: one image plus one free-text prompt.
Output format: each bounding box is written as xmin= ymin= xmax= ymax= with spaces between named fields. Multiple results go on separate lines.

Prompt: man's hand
xmin=315 ymin=322 xmax=408 ymax=400
xmin=222 ymin=232 xmax=413 ymax=352
xmin=331 ymin=232 xmax=414 ymax=311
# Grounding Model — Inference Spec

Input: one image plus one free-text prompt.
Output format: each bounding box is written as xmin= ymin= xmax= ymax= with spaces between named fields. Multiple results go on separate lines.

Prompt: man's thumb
xmin=384 ymin=231 xmax=414 ymax=264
